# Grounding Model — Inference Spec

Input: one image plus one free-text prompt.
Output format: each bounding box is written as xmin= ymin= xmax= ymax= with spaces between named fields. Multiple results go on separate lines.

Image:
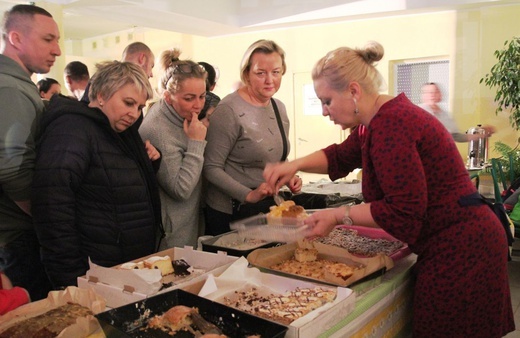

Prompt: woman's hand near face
xmin=184 ymin=112 xmax=207 ymax=141
xmin=245 ymin=182 xmax=274 ymax=204
xmin=144 ymin=140 xmax=161 ymax=161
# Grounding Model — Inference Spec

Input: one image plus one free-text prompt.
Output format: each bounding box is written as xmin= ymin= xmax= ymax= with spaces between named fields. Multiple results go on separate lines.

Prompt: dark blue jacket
xmin=32 ymin=95 xmax=163 ymax=288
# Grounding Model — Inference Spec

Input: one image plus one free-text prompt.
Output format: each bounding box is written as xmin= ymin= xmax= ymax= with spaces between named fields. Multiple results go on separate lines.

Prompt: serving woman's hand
xmin=304 ymin=207 xmax=343 ymax=238
xmin=264 ymin=161 xmax=299 ymax=192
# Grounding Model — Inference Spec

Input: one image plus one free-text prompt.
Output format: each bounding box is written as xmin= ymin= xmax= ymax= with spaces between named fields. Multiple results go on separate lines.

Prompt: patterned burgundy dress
xmin=323 ymin=94 xmax=514 ymax=337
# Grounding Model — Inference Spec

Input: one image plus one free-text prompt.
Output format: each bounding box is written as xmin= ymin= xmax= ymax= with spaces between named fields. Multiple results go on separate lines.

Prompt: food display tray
xmin=201 ymin=230 xmax=281 ymax=257
xmin=247 ymin=242 xmax=394 ymax=287
xmin=96 ymin=289 xmax=288 ymax=338
xmin=230 ymin=213 xmax=313 ymax=243
xmin=336 ymin=225 xmax=412 ymax=261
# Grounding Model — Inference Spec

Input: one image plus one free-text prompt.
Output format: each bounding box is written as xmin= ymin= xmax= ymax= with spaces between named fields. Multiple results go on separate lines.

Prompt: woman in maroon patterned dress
xmin=263 ymin=41 xmax=514 ymax=337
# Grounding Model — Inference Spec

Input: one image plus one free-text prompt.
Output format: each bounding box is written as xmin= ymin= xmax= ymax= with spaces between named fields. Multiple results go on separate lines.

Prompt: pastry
xmin=172 ymin=259 xmax=192 ymax=276
xmin=323 ymin=262 xmax=356 ymax=284
xmin=314 ymin=228 xmax=404 ymax=257
xmin=224 ymin=287 xmax=336 ymax=325
xmin=147 ymin=305 xmax=194 ymax=334
xmin=267 ymin=200 xmax=308 ymax=225
xmin=294 ymin=247 xmax=319 ymax=262
xmin=144 ymin=256 xmax=174 ymax=276
xmin=270 ymin=247 xmax=360 ymax=285
xmin=119 ymin=261 xmax=145 ymax=270
xmin=0 ymin=302 xmax=93 ymax=338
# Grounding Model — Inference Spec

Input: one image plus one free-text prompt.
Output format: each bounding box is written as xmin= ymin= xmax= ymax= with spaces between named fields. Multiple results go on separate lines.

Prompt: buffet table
xmin=86 ymin=252 xmax=416 ymax=338
xmin=320 ymin=254 xmax=416 ymax=338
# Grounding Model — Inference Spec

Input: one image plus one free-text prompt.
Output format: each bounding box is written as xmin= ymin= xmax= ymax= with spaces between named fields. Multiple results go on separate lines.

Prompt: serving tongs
xmin=190 ymin=310 xmax=223 ymax=337
xmin=273 ymin=189 xmax=292 ymax=206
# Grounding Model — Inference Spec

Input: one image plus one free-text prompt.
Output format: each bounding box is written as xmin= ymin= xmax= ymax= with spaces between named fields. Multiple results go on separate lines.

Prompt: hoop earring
xmin=353 ymin=98 xmax=359 ymax=115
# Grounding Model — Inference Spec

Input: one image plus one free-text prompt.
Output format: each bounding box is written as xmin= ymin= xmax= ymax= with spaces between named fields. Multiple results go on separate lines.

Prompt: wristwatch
xmin=342 ymin=205 xmax=354 ymax=226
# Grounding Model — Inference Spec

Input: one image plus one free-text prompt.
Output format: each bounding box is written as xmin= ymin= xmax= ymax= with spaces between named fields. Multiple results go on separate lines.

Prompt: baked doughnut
xmin=267 ymin=200 xmax=308 ymax=225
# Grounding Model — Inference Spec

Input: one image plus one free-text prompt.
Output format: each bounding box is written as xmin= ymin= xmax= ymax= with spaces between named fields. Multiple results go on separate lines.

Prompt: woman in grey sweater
xmin=203 ymin=39 xmax=302 ymax=235
xmin=140 ymin=49 xmax=207 ymax=248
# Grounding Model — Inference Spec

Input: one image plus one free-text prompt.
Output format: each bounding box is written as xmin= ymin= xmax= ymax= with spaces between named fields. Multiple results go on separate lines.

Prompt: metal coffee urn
xmin=466 ymin=124 xmax=488 ymax=169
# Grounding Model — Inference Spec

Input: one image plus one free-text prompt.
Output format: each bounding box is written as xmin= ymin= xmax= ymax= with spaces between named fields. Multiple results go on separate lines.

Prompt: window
xmin=394 ymin=60 xmax=449 ymax=111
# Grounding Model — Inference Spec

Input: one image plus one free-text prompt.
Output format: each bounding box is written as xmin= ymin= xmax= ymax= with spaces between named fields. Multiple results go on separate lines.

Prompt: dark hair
xmin=198 ymin=61 xmax=217 ymax=90
xmin=37 ymin=77 xmax=60 ymax=93
xmin=64 ymin=61 xmax=90 ymax=81
xmin=2 ymin=4 xmax=52 ymax=39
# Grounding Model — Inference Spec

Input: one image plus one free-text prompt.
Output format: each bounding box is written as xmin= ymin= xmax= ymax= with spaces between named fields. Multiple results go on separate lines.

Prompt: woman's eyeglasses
xmin=174 ymin=64 xmax=205 ymax=74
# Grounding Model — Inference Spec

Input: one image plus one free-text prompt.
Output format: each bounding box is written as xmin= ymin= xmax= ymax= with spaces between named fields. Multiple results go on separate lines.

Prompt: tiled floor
xmin=505 ymin=241 xmax=520 ymax=337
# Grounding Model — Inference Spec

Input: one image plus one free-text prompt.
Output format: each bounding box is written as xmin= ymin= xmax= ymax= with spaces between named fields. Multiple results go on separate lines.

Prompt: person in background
xmin=63 ymin=60 xmax=89 ymax=100
xmin=419 ymin=82 xmax=496 ymax=142
xmin=0 ymin=3 xmax=60 ymax=301
xmin=139 ymin=49 xmax=207 ymax=249
xmin=0 ymin=271 xmax=30 ymax=315
xmin=32 ymin=61 xmax=163 ymax=289
xmin=263 ymin=41 xmax=514 ymax=337
xmin=203 ymin=39 xmax=302 ymax=236
xmin=198 ymin=61 xmax=221 ymax=125
xmin=36 ymin=77 xmax=61 ymax=100
xmin=81 ymin=42 xmax=155 ymax=104
xmin=122 ymin=41 xmax=155 ymax=79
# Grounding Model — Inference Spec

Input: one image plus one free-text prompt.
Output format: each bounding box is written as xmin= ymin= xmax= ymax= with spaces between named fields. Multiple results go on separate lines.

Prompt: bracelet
xmin=341 ymin=205 xmax=354 ymax=226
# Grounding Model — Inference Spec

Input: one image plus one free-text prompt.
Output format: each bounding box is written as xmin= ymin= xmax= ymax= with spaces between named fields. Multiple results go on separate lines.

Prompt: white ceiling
xmin=0 ymin=0 xmax=516 ymax=40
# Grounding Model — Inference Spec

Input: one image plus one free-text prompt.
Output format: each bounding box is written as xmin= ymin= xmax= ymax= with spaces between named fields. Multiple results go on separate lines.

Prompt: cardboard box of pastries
xmin=0 ymin=286 xmax=105 ymax=338
xmin=196 ymin=257 xmax=356 ymax=338
xmin=247 ymin=240 xmax=394 ymax=287
xmin=77 ymin=246 xmax=238 ymax=308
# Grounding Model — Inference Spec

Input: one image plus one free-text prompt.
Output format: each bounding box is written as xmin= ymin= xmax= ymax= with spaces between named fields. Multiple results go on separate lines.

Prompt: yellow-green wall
xmin=51 ymin=3 xmax=520 ymax=163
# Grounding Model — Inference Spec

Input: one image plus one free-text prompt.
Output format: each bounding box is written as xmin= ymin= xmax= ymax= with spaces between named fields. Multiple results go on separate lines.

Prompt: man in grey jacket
xmin=0 ymin=4 xmax=61 ymax=300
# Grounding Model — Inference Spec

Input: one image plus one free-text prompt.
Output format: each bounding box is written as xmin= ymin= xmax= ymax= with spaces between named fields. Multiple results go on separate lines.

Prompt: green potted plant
xmin=480 ymin=37 xmax=520 ymax=131
xmin=480 ymin=37 xmax=520 ymax=185
xmin=493 ymin=141 xmax=520 ymax=182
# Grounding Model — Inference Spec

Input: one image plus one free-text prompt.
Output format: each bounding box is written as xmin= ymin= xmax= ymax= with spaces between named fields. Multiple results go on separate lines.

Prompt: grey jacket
xmin=140 ymin=99 xmax=207 ymax=248
xmin=0 ymin=55 xmax=44 ymax=244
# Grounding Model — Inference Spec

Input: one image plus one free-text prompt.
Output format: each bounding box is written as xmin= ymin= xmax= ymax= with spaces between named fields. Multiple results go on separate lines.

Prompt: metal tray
xmin=96 ymin=289 xmax=288 ymax=338
xmin=201 ymin=230 xmax=280 ymax=257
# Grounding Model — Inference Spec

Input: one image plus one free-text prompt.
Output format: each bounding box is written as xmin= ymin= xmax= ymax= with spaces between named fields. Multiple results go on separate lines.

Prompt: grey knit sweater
xmin=139 ymin=99 xmax=207 ymax=249
xmin=203 ymin=91 xmax=290 ymax=214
